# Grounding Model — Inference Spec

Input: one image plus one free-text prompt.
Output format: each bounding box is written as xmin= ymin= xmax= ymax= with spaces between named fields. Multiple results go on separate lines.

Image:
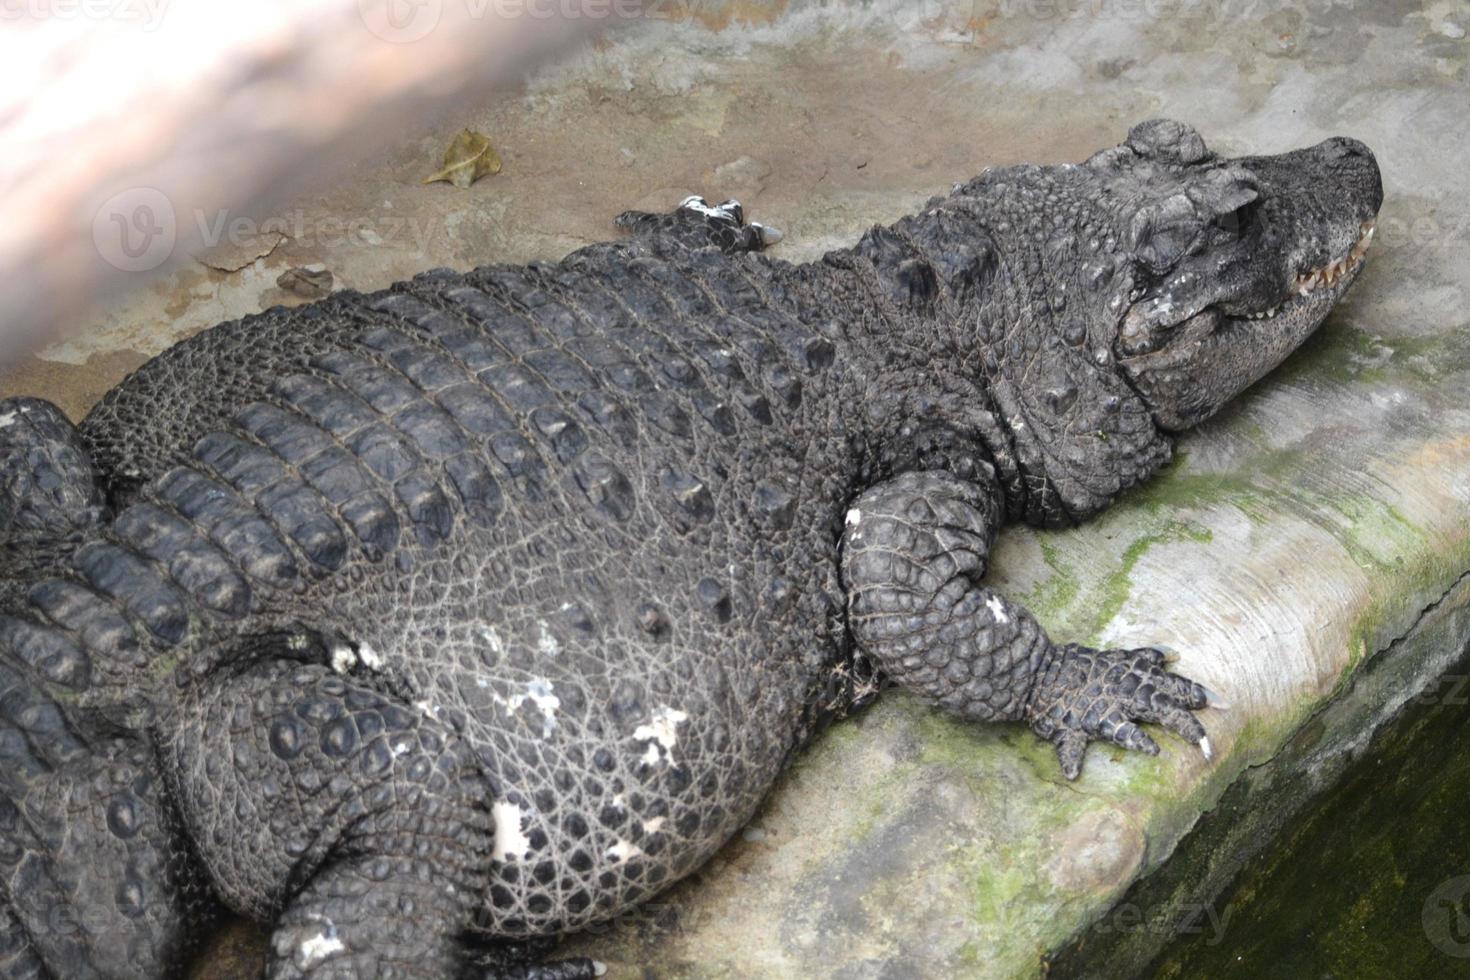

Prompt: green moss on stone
xmin=1027 ymin=539 xmax=1083 ymax=622
xmin=1087 ymin=521 xmax=1214 ymax=645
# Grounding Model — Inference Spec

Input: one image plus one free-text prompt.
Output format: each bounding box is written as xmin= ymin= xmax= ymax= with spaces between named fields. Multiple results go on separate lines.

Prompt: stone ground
xmin=3 ymin=2 xmax=1469 ymax=977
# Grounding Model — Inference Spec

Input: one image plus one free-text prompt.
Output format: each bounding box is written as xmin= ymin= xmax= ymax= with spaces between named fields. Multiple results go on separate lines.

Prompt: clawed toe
xmin=1197 ymin=683 xmax=1230 ymax=710
xmin=1147 ymin=644 xmax=1180 ymax=665
xmin=1030 ymin=643 xmax=1217 ymax=780
xmin=751 ymin=222 xmax=784 ymax=245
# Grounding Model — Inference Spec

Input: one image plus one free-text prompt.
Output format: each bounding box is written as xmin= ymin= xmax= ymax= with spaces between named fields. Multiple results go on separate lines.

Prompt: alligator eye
xmin=1128 ymin=192 xmax=1209 ymax=273
xmin=1214 ymin=198 xmax=1261 ymax=237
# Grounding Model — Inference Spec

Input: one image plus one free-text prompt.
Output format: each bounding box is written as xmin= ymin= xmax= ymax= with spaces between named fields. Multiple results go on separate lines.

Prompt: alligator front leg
xmin=839 ymin=468 xmax=1212 ymax=779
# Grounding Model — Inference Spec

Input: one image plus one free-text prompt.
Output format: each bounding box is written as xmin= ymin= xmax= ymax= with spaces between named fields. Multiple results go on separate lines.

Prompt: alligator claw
xmin=1198 ymin=683 xmax=1231 ymax=710
xmin=1148 ymin=643 xmax=1181 ymax=664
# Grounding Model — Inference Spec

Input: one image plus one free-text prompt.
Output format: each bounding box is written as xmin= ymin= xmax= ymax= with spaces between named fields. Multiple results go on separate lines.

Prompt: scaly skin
xmin=0 ymin=121 xmax=1381 ymax=977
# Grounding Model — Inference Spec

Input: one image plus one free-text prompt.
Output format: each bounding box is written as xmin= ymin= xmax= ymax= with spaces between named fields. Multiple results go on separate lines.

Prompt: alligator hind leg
xmin=0 ymin=898 xmax=46 ymax=980
xmin=170 ymin=660 xmax=577 ymax=977
xmin=615 ymin=196 xmax=782 ymax=254
xmin=173 ymin=659 xmax=605 ymax=979
xmin=0 ymin=659 xmax=206 ymax=979
xmin=0 ymin=400 xmax=195 ymax=979
xmin=0 ymin=398 xmax=107 ymax=542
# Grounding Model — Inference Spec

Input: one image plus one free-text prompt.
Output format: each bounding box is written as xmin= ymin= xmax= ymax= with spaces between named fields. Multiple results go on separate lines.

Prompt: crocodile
xmin=0 ymin=120 xmax=1382 ymax=978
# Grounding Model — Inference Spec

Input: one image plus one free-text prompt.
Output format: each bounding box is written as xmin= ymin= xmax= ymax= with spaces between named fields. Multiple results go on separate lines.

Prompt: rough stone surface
xmin=2 ymin=2 xmax=1467 ymax=978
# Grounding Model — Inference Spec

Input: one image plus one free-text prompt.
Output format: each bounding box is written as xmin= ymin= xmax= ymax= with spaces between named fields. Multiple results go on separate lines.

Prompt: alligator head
xmin=1095 ymin=119 xmax=1383 ymax=430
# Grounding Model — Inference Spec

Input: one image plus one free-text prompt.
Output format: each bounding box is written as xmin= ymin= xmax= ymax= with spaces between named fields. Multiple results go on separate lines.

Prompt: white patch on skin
xmin=480 ymin=627 xmax=505 ymax=655
xmin=536 ymin=621 xmax=560 ymax=656
xmin=329 ymin=641 xmax=383 ymax=674
xmin=329 ymin=644 xmax=356 ymax=674
xmin=491 ymin=800 xmax=533 ymax=863
xmin=297 ymin=929 xmax=345 ymax=968
xmin=357 ymin=643 xmax=383 ymax=670
xmin=845 ymin=508 xmax=862 ymax=528
xmin=506 ymin=678 xmax=560 ymax=737
xmin=390 ymin=737 xmax=411 ymax=758
xmin=985 ymin=595 xmax=1009 ymax=624
xmin=643 ymin=816 xmax=666 ymax=834
xmin=0 ymin=411 xmax=16 ymax=428
xmin=680 ymin=195 xmax=739 ymax=219
xmin=611 ymin=794 xmax=627 ymax=811
xmin=606 ymin=839 xmax=643 ymax=862
xmin=634 ymin=705 xmax=689 ymax=765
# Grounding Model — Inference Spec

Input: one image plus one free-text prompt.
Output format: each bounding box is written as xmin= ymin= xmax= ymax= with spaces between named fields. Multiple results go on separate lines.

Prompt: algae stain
xmin=1088 ymin=521 xmax=1214 ymax=645
xmin=1280 ymin=319 xmax=1470 ymax=387
xmin=1332 ymin=494 xmax=1426 ymax=574
xmin=1027 ymin=538 xmax=1082 ymax=621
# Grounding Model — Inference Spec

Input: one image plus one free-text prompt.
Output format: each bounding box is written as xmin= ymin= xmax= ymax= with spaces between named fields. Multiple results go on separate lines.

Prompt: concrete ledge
xmin=1047 ymin=569 xmax=1470 ymax=976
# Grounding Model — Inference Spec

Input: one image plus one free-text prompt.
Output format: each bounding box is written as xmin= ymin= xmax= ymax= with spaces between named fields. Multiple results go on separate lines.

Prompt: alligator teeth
xmin=1274 ymin=219 xmax=1378 ymax=309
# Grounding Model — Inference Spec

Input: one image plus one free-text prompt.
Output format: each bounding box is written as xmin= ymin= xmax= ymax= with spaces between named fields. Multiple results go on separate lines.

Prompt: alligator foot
xmin=1026 ymin=644 xmax=1214 ymax=780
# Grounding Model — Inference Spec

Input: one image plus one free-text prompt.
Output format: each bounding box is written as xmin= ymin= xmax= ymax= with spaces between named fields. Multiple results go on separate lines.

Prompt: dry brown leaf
xmin=423 ymin=128 xmax=503 ymax=188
